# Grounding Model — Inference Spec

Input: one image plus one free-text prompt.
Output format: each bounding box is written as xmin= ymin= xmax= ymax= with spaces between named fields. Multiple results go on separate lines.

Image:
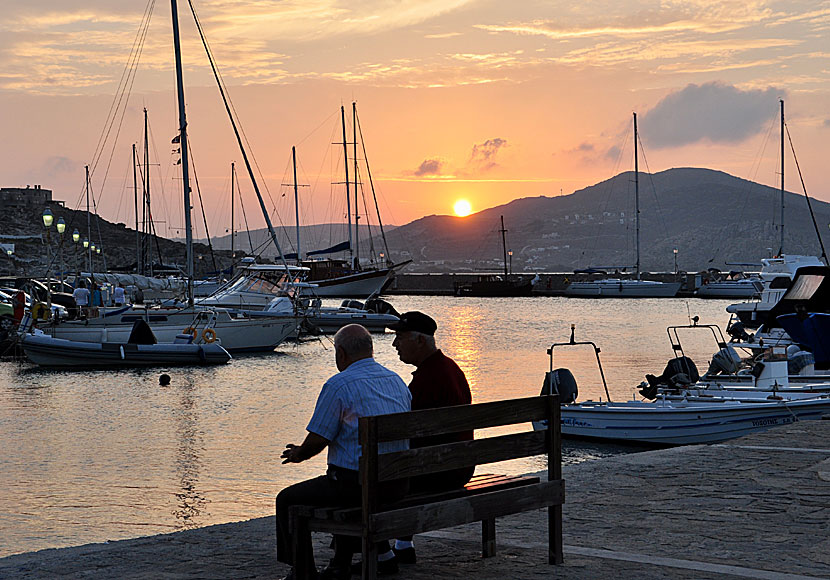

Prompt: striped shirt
xmin=307 ymin=357 xmax=411 ymax=471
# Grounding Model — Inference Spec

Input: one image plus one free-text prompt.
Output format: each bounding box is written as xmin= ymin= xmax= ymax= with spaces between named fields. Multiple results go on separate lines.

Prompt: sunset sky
xmin=1 ymin=0 xmax=828 ymax=243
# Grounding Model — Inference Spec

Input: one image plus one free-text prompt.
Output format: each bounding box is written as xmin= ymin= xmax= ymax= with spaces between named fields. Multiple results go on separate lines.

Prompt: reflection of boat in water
xmin=533 ymin=326 xmax=830 ymax=445
xmin=21 ymin=319 xmax=231 ymax=368
xmin=454 ymin=216 xmax=537 ymax=297
xmin=565 ymin=114 xmax=679 ymax=299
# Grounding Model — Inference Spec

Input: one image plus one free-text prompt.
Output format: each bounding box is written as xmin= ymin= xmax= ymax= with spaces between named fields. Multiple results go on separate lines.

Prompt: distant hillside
xmin=378 ymin=167 xmax=830 ymax=273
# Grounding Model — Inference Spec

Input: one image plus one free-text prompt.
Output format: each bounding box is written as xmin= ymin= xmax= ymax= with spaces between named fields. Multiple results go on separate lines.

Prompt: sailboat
xmin=565 ymin=113 xmax=681 ymax=298
xmin=292 ymin=103 xmax=410 ymax=297
xmin=725 ymin=100 xmax=828 ymax=328
xmin=36 ymin=0 xmax=301 ymax=353
xmin=454 ymin=215 xmax=536 ymax=297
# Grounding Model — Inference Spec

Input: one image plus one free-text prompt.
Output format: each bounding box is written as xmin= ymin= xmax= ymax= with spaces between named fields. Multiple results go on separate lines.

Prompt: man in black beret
xmin=386 ymin=311 xmax=473 ymax=564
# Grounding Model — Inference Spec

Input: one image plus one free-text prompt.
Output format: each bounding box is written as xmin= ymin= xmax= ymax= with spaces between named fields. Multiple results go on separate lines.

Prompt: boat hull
xmin=21 ymin=334 xmax=231 ymax=367
xmin=695 ymin=281 xmax=761 ymax=298
xmin=43 ymin=308 xmax=299 ymax=353
xmin=558 ymin=398 xmax=830 ymax=445
xmin=299 ymin=268 xmax=395 ymax=298
xmin=565 ymin=280 xmax=680 ymax=298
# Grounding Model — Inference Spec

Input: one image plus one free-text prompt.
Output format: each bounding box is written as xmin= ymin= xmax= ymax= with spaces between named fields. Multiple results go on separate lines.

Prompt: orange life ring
xmin=183 ymin=327 xmax=198 ymax=340
xmin=202 ymin=328 xmax=217 ymax=343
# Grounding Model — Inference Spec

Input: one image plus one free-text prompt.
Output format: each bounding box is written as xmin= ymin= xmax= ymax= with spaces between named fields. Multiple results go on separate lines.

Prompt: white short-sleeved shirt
xmin=307 ymin=357 xmax=411 ymax=471
xmin=73 ymin=287 xmax=90 ymax=307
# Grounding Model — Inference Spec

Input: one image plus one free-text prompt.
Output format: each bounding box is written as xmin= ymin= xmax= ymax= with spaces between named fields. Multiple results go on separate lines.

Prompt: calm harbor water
xmin=0 ymin=296 xmax=732 ymax=558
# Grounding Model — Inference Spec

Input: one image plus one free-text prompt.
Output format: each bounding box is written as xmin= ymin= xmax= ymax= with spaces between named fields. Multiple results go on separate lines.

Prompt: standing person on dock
xmin=387 ymin=311 xmax=474 ymax=564
xmin=72 ymin=281 xmax=90 ymax=319
xmin=113 ymin=283 xmax=126 ymax=306
xmin=276 ymin=324 xmax=411 ymax=580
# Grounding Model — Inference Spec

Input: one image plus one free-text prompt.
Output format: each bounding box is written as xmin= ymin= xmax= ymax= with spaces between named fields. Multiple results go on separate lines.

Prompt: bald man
xmin=276 ymin=324 xmax=411 ymax=580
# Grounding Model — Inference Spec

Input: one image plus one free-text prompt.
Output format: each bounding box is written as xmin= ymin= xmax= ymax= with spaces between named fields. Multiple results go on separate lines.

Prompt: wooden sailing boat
xmin=454 ymin=216 xmax=536 ymax=297
xmin=565 ymin=113 xmax=681 ymax=298
xmin=293 ymin=102 xmax=410 ymax=297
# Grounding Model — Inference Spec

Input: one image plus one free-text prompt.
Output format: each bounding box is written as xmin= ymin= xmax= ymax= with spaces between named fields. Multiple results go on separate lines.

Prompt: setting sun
xmin=453 ymin=199 xmax=472 ymax=217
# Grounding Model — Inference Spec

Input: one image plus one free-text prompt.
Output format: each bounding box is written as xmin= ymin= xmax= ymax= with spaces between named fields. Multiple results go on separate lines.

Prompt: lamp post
xmin=42 ymin=208 xmax=54 ymax=307
xmin=508 ymin=250 xmax=513 ymax=275
xmin=5 ymin=247 xmax=12 ymax=275
xmin=56 ymin=217 xmax=66 ymax=286
xmin=72 ymin=229 xmax=80 ymax=276
xmin=673 ymin=247 xmax=678 ymax=275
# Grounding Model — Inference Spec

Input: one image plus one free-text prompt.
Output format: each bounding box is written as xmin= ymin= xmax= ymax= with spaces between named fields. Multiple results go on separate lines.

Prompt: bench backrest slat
xmin=367 ymin=396 xmax=549 ymax=442
xmin=376 ymin=430 xmax=546 ymax=482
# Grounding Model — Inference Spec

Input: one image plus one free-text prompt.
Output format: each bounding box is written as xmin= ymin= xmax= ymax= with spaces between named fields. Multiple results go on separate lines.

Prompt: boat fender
xmin=119 ymin=345 xmax=125 ymax=360
xmin=183 ymin=327 xmax=198 ymax=341
xmin=31 ymin=302 xmax=49 ymax=321
xmin=540 ymin=368 xmax=578 ymax=404
xmin=202 ymin=328 xmax=217 ymax=343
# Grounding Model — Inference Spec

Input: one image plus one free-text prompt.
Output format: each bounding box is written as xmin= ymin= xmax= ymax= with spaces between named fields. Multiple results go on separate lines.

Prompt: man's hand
xmin=281 ymin=443 xmax=302 ymax=464
xmin=281 ymin=433 xmax=329 ymax=465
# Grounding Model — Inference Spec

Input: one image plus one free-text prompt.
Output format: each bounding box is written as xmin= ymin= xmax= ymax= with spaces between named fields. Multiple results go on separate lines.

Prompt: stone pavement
xmin=2 ymin=419 xmax=830 ymax=579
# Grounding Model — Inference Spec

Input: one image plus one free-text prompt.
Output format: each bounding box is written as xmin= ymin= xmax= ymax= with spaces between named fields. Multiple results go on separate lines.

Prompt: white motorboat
xmin=566 ymin=278 xmax=680 ymax=298
xmin=21 ymin=324 xmax=231 ymax=368
xmin=565 ymin=113 xmax=680 ymax=299
xmin=725 ymin=255 xmax=823 ymax=328
xmin=557 ymin=396 xmax=830 ymax=445
xmin=41 ymin=306 xmax=298 ymax=353
xmin=533 ymin=326 xmax=830 ymax=445
xmin=695 ymin=277 xmax=762 ymax=298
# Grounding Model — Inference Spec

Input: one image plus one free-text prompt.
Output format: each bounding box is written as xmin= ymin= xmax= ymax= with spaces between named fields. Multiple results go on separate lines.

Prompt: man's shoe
xmin=319 ymin=561 xmax=351 ymax=580
xmin=280 ymin=567 xmax=319 ymax=580
xmin=392 ymin=545 xmax=416 ymax=564
xmin=349 ymin=555 xmax=400 ymax=576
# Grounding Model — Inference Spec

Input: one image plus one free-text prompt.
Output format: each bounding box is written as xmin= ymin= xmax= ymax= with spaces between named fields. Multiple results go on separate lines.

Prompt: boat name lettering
xmin=751 ymin=418 xmax=779 ymax=427
xmin=561 ymin=417 xmax=592 ymax=427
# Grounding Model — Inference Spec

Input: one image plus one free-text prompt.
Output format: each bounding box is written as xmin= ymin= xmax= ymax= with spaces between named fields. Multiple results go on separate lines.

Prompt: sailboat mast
xmin=170 ymin=0 xmax=194 ymax=306
xmin=292 ymin=147 xmax=301 ymax=262
xmin=353 ymin=102 xmax=360 ymax=269
xmin=780 ymin=99 xmax=785 ymax=256
xmin=144 ymin=107 xmax=153 ymax=276
xmin=85 ymin=165 xmax=92 ymax=273
xmin=340 ymin=106 xmax=353 ymax=268
xmin=230 ymin=162 xmax=235 ymax=259
xmin=633 ymin=112 xmax=641 ymax=281
xmin=500 ymin=215 xmax=508 ymax=278
xmin=133 ymin=144 xmax=140 ymax=274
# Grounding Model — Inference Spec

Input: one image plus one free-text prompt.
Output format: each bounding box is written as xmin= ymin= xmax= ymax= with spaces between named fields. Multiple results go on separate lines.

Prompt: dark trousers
xmin=276 ymin=466 xmax=397 ymax=568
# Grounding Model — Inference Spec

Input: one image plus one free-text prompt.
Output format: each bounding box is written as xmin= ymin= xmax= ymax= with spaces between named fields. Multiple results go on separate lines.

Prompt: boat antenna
xmin=186 ymin=0 xmax=293 ymax=275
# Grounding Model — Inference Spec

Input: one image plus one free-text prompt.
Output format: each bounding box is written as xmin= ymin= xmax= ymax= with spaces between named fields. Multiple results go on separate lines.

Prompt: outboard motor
xmin=705 ymin=346 xmax=742 ymax=376
xmin=641 ymin=356 xmax=700 ymax=398
xmin=787 ymin=345 xmax=815 ymax=375
xmin=727 ymin=320 xmax=751 ymax=342
xmin=540 ymin=368 xmax=578 ymax=404
xmin=364 ymin=298 xmax=399 ymax=316
xmin=127 ymin=319 xmax=157 ymax=345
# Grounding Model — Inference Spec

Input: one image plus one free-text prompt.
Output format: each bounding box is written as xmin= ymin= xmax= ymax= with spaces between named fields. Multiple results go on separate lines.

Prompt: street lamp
xmin=673 ymin=248 xmax=679 ymax=275
xmin=508 ymin=250 xmax=513 ymax=275
xmin=72 ymin=229 xmax=81 ymax=279
xmin=56 ymin=217 xmax=66 ymax=286
xmin=41 ymin=209 xmax=54 ymax=307
xmin=42 ymin=208 xmax=53 ymax=228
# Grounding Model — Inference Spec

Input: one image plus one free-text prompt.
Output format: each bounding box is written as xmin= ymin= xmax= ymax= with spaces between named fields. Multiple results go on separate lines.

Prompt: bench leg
xmin=361 ymin=537 xmax=378 ymax=580
xmin=291 ymin=514 xmax=314 ymax=579
xmin=550 ymin=504 xmax=563 ymax=564
xmin=482 ymin=518 xmax=496 ymax=558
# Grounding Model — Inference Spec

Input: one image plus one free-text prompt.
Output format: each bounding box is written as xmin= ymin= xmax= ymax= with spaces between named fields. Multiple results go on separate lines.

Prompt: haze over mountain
xmin=206 ymin=167 xmax=829 ymax=274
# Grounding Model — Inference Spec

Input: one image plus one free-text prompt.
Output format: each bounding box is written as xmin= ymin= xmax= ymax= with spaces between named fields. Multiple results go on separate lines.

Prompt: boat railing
xmin=548 ymin=324 xmax=611 ymax=401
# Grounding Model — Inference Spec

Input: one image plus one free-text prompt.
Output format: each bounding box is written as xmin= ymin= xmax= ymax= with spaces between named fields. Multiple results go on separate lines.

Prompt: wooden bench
xmin=287 ymin=395 xmax=564 ymax=579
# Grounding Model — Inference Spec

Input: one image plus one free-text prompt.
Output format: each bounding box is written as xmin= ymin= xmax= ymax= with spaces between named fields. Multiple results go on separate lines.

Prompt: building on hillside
xmin=0 ymin=185 xmax=63 ymax=208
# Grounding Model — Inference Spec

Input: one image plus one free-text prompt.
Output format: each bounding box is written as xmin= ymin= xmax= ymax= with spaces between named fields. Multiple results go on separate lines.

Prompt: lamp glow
xmin=42 ymin=208 xmax=54 ymax=228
